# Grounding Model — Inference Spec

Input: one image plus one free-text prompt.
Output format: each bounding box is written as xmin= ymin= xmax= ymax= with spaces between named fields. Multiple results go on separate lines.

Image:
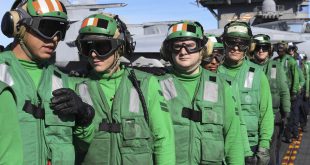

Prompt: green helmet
xmin=166 ymin=20 xmax=204 ymax=41
xmin=276 ymin=40 xmax=288 ymax=51
xmin=223 ymin=21 xmax=252 ymax=40
xmin=26 ymin=0 xmax=67 ymax=20
xmin=77 ymin=13 xmax=135 ymax=57
xmin=1 ymin=0 xmax=69 ymax=40
xmin=79 ymin=14 xmax=119 ymax=38
xmin=253 ymin=34 xmax=271 ymax=45
xmin=205 ymin=34 xmax=224 ymax=49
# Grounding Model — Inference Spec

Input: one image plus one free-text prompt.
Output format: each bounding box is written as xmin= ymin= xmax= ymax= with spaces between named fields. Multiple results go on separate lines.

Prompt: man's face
xmin=171 ymin=39 xmax=202 ymax=72
xmin=224 ymin=37 xmax=248 ymax=63
xmin=23 ymin=28 xmax=60 ymax=60
xmin=88 ymin=50 xmax=117 ymax=73
xmin=201 ymin=49 xmax=224 ymax=72
xmin=277 ymin=44 xmax=286 ymax=56
xmin=255 ymin=44 xmax=270 ymax=62
xmin=288 ymin=47 xmax=295 ymax=56
xmin=78 ymin=37 xmax=123 ymax=73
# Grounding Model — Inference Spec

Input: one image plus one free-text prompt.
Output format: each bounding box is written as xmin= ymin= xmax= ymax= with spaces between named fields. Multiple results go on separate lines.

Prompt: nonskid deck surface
xmin=280 ymin=128 xmax=310 ymax=165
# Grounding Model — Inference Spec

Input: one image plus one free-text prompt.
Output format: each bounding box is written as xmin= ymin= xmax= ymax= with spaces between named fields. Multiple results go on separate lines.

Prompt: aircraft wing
xmin=133 ymin=34 xmax=166 ymax=53
xmin=205 ymin=27 xmax=303 ymax=43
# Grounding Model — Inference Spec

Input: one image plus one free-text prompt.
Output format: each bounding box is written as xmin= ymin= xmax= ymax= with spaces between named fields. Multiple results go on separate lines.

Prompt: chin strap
xmin=105 ymin=49 xmax=121 ymax=76
xmin=19 ymin=39 xmax=36 ymax=60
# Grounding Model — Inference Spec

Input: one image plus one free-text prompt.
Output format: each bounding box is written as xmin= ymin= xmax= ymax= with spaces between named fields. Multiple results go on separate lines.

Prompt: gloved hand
xmin=256 ymin=147 xmax=270 ymax=165
xmin=245 ymin=156 xmax=257 ymax=165
xmin=50 ymin=88 xmax=95 ymax=126
xmin=281 ymin=112 xmax=290 ymax=127
xmin=290 ymin=92 xmax=297 ymax=102
xmin=304 ymin=94 xmax=309 ymax=101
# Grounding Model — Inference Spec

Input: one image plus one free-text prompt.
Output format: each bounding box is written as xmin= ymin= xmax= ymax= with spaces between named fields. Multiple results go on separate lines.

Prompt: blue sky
xmin=0 ymin=0 xmax=216 ymax=46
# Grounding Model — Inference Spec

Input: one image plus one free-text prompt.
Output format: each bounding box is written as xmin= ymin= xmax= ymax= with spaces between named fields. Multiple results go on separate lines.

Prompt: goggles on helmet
xmin=27 ymin=17 xmax=69 ymax=41
xmin=202 ymin=49 xmax=225 ymax=64
xmin=77 ymin=38 xmax=124 ymax=58
xmin=255 ymin=44 xmax=270 ymax=52
xmin=276 ymin=44 xmax=286 ymax=51
xmin=288 ymin=47 xmax=296 ymax=52
xmin=169 ymin=38 xmax=203 ymax=54
xmin=224 ymin=37 xmax=250 ymax=51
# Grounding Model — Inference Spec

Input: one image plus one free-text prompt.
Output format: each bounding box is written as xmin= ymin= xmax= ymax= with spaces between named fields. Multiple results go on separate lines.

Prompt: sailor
xmin=218 ymin=21 xmax=274 ymax=165
xmin=274 ymin=41 xmax=300 ymax=143
xmin=202 ymin=33 xmax=252 ymax=159
xmin=250 ymin=34 xmax=290 ymax=165
xmin=74 ymin=13 xmax=175 ymax=165
xmin=0 ymin=0 xmax=95 ymax=164
xmin=299 ymin=54 xmax=309 ymax=132
xmin=201 ymin=34 xmax=225 ymax=72
xmin=288 ymin=46 xmax=308 ymax=135
xmin=159 ymin=20 xmax=244 ymax=164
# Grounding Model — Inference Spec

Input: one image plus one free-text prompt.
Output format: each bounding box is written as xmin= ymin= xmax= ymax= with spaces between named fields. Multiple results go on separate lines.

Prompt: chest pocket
xmin=240 ymin=89 xmax=259 ymax=137
xmin=120 ymin=116 xmax=153 ymax=165
xmin=200 ymin=105 xmax=224 ymax=164
xmin=269 ymin=66 xmax=281 ymax=109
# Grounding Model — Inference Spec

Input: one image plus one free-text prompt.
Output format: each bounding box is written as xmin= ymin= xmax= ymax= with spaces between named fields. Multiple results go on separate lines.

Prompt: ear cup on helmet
xmin=1 ymin=10 xmax=21 ymax=38
xmin=203 ymin=40 xmax=214 ymax=56
xmin=270 ymin=45 xmax=274 ymax=55
xmin=160 ymin=40 xmax=171 ymax=62
xmin=249 ymin=40 xmax=256 ymax=53
xmin=113 ymin=15 xmax=136 ymax=56
xmin=2 ymin=0 xmax=28 ymax=38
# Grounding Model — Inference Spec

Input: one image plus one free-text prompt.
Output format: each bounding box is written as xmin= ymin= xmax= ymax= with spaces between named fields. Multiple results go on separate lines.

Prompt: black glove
xmin=256 ymin=147 xmax=270 ymax=165
xmin=290 ymin=92 xmax=297 ymax=102
xmin=303 ymin=94 xmax=309 ymax=101
xmin=281 ymin=112 xmax=290 ymax=127
xmin=245 ymin=156 xmax=257 ymax=165
xmin=50 ymin=88 xmax=94 ymax=126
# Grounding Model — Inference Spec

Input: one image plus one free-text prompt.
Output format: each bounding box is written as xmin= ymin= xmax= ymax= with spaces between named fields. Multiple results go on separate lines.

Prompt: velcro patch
xmin=227 ymin=25 xmax=248 ymax=34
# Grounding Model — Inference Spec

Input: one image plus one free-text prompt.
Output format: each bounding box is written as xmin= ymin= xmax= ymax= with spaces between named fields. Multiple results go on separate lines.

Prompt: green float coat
xmin=76 ymin=68 xmax=175 ymax=165
xmin=274 ymin=54 xmax=300 ymax=94
xmin=255 ymin=59 xmax=291 ymax=114
xmin=304 ymin=61 xmax=310 ymax=97
xmin=218 ymin=60 xmax=274 ymax=149
xmin=0 ymin=51 xmax=93 ymax=165
xmin=297 ymin=67 xmax=306 ymax=93
xmin=0 ymin=82 xmax=23 ymax=165
xmin=158 ymin=67 xmax=244 ymax=164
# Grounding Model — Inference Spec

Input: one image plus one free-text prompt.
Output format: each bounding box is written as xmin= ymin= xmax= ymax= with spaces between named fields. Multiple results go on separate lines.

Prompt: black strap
xmin=22 ymin=100 xmax=44 ymax=119
xmin=182 ymin=107 xmax=202 ymax=122
xmin=128 ymin=69 xmax=149 ymax=124
xmin=99 ymin=120 xmax=121 ymax=133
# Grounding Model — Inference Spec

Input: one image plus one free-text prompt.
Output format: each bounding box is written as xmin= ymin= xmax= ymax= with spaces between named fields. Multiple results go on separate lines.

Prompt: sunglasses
xmin=170 ymin=39 xmax=203 ymax=54
xmin=29 ymin=17 xmax=69 ymax=41
xmin=224 ymin=38 xmax=250 ymax=51
xmin=255 ymin=45 xmax=270 ymax=52
xmin=77 ymin=38 xmax=124 ymax=58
